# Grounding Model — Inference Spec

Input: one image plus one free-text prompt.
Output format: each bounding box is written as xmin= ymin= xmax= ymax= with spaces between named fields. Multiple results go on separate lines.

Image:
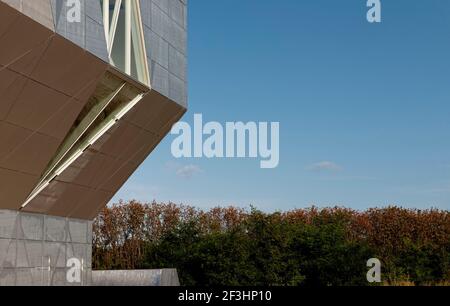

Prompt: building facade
xmin=0 ymin=0 xmax=187 ymax=285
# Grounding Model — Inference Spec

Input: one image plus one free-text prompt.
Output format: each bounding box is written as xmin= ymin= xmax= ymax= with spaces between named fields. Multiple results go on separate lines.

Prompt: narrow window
xmin=101 ymin=0 xmax=150 ymax=86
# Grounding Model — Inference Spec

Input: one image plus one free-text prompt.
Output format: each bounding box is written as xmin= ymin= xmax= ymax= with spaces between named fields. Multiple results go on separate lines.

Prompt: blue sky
xmin=111 ymin=0 xmax=450 ymax=211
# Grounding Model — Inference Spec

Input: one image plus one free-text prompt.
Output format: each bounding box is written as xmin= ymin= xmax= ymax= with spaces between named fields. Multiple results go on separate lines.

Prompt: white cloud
xmin=307 ymin=161 xmax=343 ymax=172
xmin=176 ymin=164 xmax=203 ymax=179
xmin=165 ymin=161 xmax=204 ymax=179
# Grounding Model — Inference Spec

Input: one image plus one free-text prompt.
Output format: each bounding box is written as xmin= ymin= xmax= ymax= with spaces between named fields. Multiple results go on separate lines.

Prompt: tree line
xmin=93 ymin=201 xmax=450 ymax=286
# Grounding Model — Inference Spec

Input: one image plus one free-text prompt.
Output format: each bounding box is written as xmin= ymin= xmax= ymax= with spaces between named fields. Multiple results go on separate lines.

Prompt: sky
xmin=111 ymin=0 xmax=450 ymax=211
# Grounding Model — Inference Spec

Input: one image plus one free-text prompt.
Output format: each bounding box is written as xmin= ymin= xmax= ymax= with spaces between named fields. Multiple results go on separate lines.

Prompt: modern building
xmin=0 ymin=0 xmax=187 ymax=285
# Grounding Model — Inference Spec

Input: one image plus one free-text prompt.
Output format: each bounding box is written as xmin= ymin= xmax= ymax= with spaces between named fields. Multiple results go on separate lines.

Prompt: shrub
xmin=93 ymin=201 xmax=450 ymax=286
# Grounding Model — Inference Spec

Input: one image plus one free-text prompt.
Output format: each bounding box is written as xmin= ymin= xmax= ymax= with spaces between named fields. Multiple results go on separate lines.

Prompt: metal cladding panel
xmin=0 ymin=2 xmax=21 ymax=37
xmin=23 ymin=90 xmax=186 ymax=220
xmin=0 ymin=209 xmax=93 ymax=286
xmin=30 ymin=35 xmax=107 ymax=97
xmin=1 ymin=0 xmax=55 ymax=31
xmin=0 ymin=3 xmax=108 ymax=211
xmin=2 ymin=0 xmax=188 ymax=106
xmin=0 ymin=168 xmax=38 ymax=210
xmin=141 ymin=0 xmax=188 ymax=107
xmin=0 ymin=11 xmax=53 ymax=67
xmin=1 ymin=2 xmax=187 ymax=221
xmin=50 ymin=0 xmax=109 ymax=62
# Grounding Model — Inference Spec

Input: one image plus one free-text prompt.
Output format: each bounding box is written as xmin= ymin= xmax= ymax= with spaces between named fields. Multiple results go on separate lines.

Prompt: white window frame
xmin=21 ymin=85 xmax=145 ymax=209
xmin=20 ymin=1 xmax=152 ymax=208
xmin=103 ymin=0 xmax=150 ymax=86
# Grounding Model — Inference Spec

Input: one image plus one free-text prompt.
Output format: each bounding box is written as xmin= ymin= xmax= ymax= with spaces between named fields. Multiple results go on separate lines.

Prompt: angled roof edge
xmin=1 ymin=0 xmax=55 ymax=31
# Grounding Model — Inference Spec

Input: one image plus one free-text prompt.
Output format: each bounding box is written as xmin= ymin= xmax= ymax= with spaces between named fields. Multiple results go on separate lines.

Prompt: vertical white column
xmin=125 ymin=0 xmax=132 ymax=75
xmin=103 ymin=0 xmax=110 ymax=52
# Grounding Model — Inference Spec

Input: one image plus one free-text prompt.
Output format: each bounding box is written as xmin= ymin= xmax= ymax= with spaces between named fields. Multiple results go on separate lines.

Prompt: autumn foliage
xmin=93 ymin=201 xmax=450 ymax=285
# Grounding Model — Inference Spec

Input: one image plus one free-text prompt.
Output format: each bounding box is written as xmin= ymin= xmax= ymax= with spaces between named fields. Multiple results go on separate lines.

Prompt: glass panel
xmin=100 ymin=0 xmax=149 ymax=85
xmin=130 ymin=0 xmax=149 ymax=84
xmin=131 ymin=34 xmax=138 ymax=80
xmin=110 ymin=1 xmax=125 ymax=71
xmin=108 ymin=0 xmax=115 ymax=27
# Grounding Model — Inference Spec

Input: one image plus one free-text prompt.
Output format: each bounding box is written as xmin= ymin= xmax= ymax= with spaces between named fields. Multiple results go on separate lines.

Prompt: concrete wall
xmin=92 ymin=269 xmax=180 ymax=286
xmin=0 ymin=209 xmax=92 ymax=286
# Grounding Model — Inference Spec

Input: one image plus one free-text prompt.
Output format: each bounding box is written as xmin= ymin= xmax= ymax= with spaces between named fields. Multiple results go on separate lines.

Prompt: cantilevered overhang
xmin=0 ymin=1 xmax=187 ymax=219
xmin=0 ymin=1 xmax=107 ymax=210
xmin=22 ymin=68 xmax=186 ymax=219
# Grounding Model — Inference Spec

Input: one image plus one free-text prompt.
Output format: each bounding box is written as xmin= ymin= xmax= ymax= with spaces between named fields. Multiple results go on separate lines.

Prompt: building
xmin=0 ymin=0 xmax=187 ymax=285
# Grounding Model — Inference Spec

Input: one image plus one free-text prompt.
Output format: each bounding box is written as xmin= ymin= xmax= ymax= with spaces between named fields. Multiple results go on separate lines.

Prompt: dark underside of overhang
xmin=0 ymin=2 xmax=186 ymax=220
